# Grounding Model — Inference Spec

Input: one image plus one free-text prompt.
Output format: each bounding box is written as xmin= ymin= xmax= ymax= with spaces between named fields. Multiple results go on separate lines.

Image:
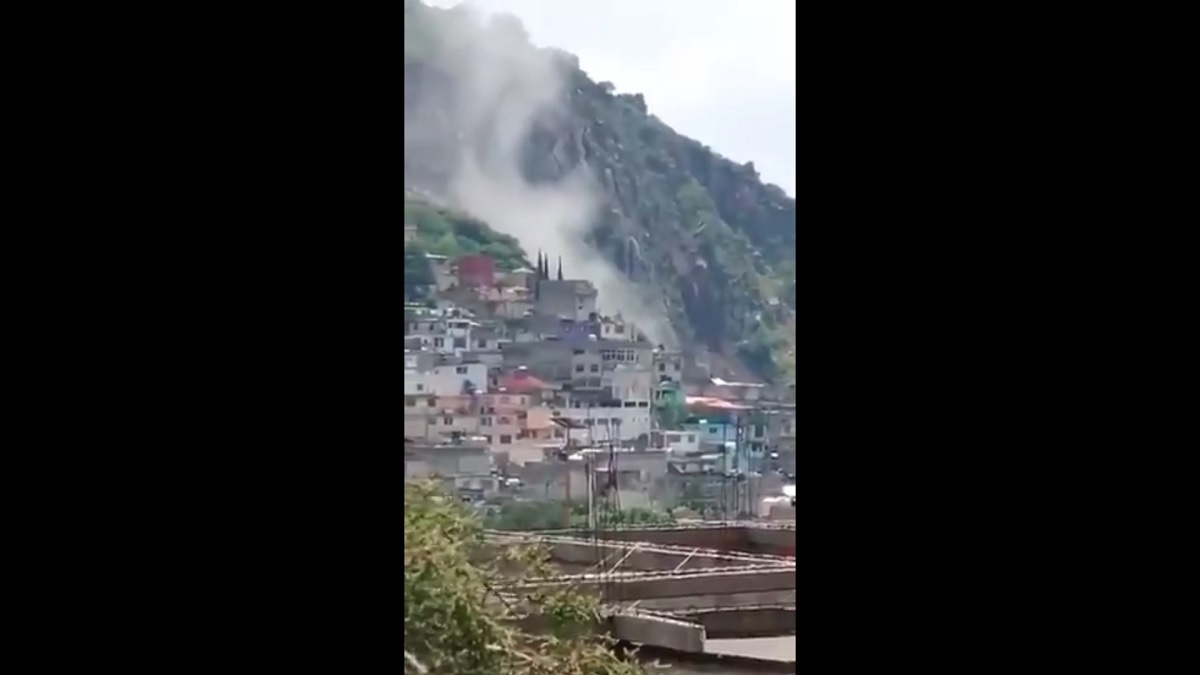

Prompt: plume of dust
xmin=410 ymin=3 xmax=674 ymax=345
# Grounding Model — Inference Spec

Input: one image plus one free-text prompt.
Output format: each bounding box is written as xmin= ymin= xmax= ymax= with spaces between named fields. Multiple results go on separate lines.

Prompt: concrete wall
xmin=635 ymin=590 xmax=797 ymax=612
xmin=626 ymin=644 xmax=795 ymax=674
xmin=517 ymin=611 xmax=705 ymax=653
xmin=536 ymin=538 xmax=769 ymax=573
xmin=405 ymin=446 xmax=491 ymax=478
xmin=609 ymin=613 xmax=704 ymax=653
xmin=745 ymin=528 xmax=795 ymax=556
xmin=403 ymin=413 xmax=430 ymax=439
xmin=684 ymin=608 xmax=795 ymax=640
xmin=582 ymin=526 xmax=748 ymax=550
xmin=574 ymin=525 xmax=796 ymax=557
xmin=520 ymin=567 xmax=795 ymax=602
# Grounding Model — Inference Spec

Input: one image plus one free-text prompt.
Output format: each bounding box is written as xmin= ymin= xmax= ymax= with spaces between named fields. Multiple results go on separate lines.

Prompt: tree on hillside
xmin=405 ymin=245 xmax=436 ymax=300
xmin=405 ymin=481 xmax=645 ymax=674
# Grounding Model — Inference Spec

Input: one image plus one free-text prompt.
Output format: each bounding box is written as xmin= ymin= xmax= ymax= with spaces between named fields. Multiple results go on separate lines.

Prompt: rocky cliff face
xmin=404 ymin=0 xmax=795 ymax=382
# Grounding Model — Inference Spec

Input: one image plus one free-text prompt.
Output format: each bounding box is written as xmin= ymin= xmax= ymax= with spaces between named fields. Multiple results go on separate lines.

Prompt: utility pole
xmin=586 ymin=452 xmax=595 ymax=531
xmin=562 ymin=425 xmax=572 ymax=529
xmin=563 ymin=455 xmax=572 ymax=529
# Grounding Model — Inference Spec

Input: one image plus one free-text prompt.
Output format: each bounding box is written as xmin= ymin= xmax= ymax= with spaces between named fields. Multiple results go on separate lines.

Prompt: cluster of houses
xmin=404 ymin=248 xmax=796 ymax=520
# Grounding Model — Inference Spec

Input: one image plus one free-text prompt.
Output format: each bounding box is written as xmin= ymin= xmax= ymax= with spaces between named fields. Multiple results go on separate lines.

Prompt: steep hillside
xmin=403 ymin=0 xmax=796 ymax=382
xmin=404 ymin=194 xmax=533 ymax=302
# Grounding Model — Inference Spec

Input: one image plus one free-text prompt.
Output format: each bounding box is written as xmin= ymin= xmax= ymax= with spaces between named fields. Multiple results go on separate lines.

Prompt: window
xmin=477 ymin=339 xmax=487 ymax=348
xmin=610 ymin=418 xmax=620 ymax=426
xmin=574 ymin=364 xmax=584 ymax=373
xmin=637 ymin=401 xmax=648 ymax=407
xmin=484 ymin=435 xmax=493 ymax=443
xmin=456 ymin=366 xmax=468 ymax=374
xmin=500 ymin=396 xmax=510 ymax=404
xmin=553 ymin=429 xmax=564 ymax=438
xmin=499 ymin=434 xmax=513 ymax=444
xmin=453 ymin=337 xmax=467 ymax=349
xmin=657 ymin=363 xmax=665 ymax=372
xmin=405 ymin=397 xmax=416 ymax=407
xmin=623 ymin=401 xmax=636 ymax=408
xmin=434 ymin=337 xmax=444 ymax=347
xmin=416 ymin=383 xmax=425 ymax=392
xmin=481 ymin=417 xmax=492 ymax=426
xmin=709 ymin=426 xmax=719 ymax=435
xmin=427 ymin=398 xmax=436 ymax=407
xmin=615 ymin=325 xmax=625 ymax=334
xmin=667 ymin=434 xmax=681 ymax=443
xmin=499 ymin=416 xmax=512 ymax=425
xmin=443 ymin=416 xmax=453 ymax=425
xmin=589 ymin=364 xmax=599 ymax=372
xmin=687 ymin=434 xmax=695 ymax=442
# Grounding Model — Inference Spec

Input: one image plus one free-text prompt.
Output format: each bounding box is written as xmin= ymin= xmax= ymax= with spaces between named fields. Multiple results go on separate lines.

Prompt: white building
xmin=404 ymin=362 xmax=488 ymax=396
xmin=554 ymin=404 xmax=653 ymax=444
xmin=651 ymin=349 xmax=684 ymax=382
xmin=656 ymin=429 xmax=700 ymax=455
xmin=599 ymin=316 xmax=638 ymax=341
xmin=406 ymin=319 xmax=478 ymax=356
xmin=606 ymin=365 xmax=654 ymax=402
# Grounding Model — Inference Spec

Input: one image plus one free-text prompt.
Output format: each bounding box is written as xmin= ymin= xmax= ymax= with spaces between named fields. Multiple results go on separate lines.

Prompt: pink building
xmin=456 ymin=254 xmax=495 ymax=288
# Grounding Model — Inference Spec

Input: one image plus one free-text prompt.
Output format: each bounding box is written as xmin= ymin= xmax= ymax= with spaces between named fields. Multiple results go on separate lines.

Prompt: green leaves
xmin=405 ymin=481 xmax=646 ymax=674
xmin=404 ymin=197 xmax=530 ymax=273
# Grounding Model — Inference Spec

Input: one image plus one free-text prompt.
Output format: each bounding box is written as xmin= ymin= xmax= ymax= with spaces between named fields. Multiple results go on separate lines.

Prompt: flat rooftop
xmin=707 ymin=636 xmax=795 ymax=661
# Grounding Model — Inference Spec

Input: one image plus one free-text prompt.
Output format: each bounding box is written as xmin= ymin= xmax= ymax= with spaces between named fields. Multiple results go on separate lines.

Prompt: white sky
xmin=423 ymin=0 xmax=796 ymax=197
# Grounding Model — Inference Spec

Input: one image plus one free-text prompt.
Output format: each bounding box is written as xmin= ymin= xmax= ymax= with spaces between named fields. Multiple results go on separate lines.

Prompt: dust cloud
xmin=405 ymin=2 xmax=674 ymax=344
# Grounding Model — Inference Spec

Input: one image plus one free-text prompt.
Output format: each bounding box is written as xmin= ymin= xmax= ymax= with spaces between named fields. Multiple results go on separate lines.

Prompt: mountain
xmin=403 ymin=0 xmax=795 ymax=383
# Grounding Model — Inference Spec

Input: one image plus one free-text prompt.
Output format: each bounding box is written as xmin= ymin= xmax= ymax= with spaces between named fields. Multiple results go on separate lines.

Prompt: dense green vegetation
xmin=405 ymin=480 xmax=644 ymax=674
xmin=405 ymin=196 xmax=531 ymax=271
xmin=404 ymin=195 xmax=533 ymax=301
xmin=404 ymin=0 xmax=796 ymax=383
xmin=484 ymin=499 xmax=674 ymax=531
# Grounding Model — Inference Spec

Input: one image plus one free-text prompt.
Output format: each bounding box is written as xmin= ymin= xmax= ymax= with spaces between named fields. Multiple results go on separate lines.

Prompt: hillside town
xmin=404 ymin=245 xmax=797 ymax=522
